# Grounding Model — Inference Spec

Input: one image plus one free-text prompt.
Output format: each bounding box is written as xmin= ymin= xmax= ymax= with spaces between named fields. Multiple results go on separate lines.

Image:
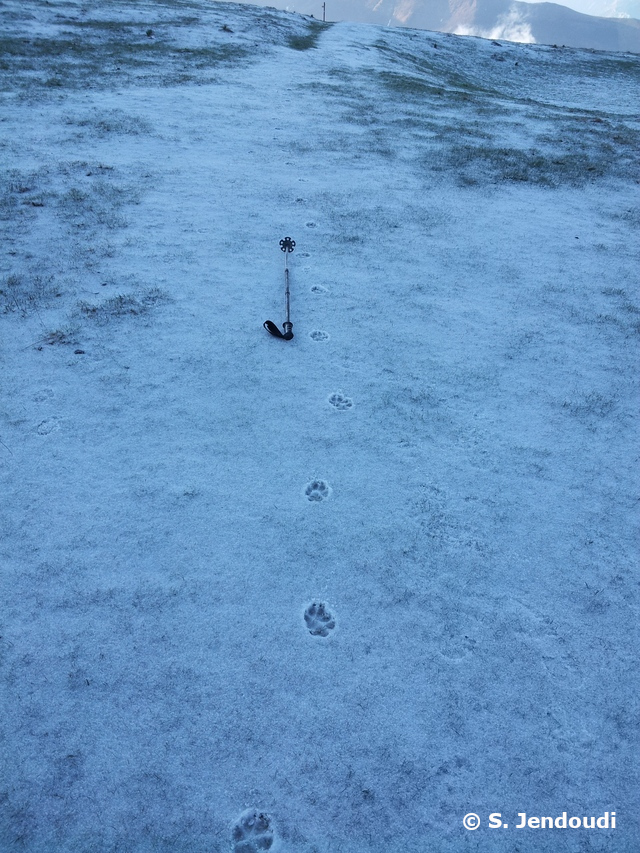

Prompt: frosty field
xmin=0 ymin=1 xmax=639 ymax=851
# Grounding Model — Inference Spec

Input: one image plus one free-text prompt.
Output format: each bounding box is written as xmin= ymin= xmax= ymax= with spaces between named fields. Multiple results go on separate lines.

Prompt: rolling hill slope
xmin=258 ymin=0 xmax=640 ymax=51
xmin=1 ymin=1 xmax=639 ymax=851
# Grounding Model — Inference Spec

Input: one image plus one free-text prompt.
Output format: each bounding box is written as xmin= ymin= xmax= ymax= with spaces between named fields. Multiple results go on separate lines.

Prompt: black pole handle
xmin=264 ymin=320 xmax=293 ymax=340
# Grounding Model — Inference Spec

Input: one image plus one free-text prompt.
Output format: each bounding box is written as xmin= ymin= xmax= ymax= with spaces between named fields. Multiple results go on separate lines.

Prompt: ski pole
xmin=264 ymin=237 xmax=295 ymax=340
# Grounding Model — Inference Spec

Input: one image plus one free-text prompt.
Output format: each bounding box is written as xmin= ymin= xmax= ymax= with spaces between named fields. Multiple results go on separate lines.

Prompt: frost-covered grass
xmin=287 ymin=18 xmax=332 ymax=50
xmin=0 ymin=0 xmax=325 ymax=94
xmin=0 ymin=1 xmax=639 ymax=852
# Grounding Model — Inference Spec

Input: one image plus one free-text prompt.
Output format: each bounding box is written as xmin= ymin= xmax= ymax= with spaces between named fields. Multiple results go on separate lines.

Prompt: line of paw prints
xmin=229 ymin=610 xmax=336 ymax=845
xmin=232 ymin=809 xmax=274 ymax=853
xmin=303 ymin=273 xmax=350 ymax=499
xmin=304 ymin=479 xmax=331 ymax=502
xmin=245 ymin=225 xmax=335 ymax=834
xmin=304 ymin=601 xmax=336 ymax=637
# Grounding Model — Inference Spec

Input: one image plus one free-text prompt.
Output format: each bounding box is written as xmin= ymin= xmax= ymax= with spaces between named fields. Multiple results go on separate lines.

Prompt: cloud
xmin=453 ymin=5 xmax=536 ymax=43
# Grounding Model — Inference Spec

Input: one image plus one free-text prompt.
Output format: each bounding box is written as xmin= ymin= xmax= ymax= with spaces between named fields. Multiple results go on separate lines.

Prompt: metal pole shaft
xmin=284 ymin=254 xmax=290 ymax=324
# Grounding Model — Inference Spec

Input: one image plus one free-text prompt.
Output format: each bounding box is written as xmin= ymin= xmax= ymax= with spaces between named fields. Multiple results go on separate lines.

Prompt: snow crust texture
xmin=1 ymin=1 xmax=639 ymax=852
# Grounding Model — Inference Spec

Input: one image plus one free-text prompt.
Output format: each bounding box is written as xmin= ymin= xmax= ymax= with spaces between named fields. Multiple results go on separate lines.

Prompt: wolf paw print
xmin=231 ymin=809 xmax=274 ymax=853
xmin=440 ymin=634 xmax=477 ymax=662
xmin=328 ymin=391 xmax=353 ymax=410
xmin=33 ymin=388 xmax=54 ymax=402
xmin=304 ymin=479 xmax=331 ymax=501
xmin=304 ymin=602 xmax=336 ymax=637
xmin=36 ymin=417 xmax=60 ymax=435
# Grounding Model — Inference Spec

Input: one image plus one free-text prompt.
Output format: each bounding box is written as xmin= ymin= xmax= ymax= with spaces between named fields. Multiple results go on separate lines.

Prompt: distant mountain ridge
xmin=280 ymin=0 xmax=640 ymax=51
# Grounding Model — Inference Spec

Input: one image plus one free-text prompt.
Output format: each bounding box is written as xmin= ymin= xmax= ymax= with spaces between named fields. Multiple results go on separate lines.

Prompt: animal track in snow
xmin=304 ymin=479 xmax=331 ymax=502
xmin=310 ymin=285 xmax=328 ymax=294
xmin=33 ymin=388 xmax=54 ymax=402
xmin=36 ymin=417 xmax=60 ymax=435
xmin=328 ymin=391 xmax=353 ymax=410
xmin=231 ymin=809 xmax=274 ymax=853
xmin=304 ymin=602 xmax=336 ymax=637
xmin=309 ymin=330 xmax=329 ymax=341
xmin=500 ymin=598 xmax=584 ymax=689
xmin=305 ymin=221 xmax=317 ymax=228
xmin=440 ymin=634 xmax=477 ymax=662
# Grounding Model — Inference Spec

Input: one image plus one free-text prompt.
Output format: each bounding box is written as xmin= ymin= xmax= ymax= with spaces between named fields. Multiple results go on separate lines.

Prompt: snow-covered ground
xmin=1 ymin=1 xmax=639 ymax=851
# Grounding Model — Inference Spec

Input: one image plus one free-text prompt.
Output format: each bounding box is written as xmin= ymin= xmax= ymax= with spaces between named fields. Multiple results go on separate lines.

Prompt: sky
xmin=527 ymin=0 xmax=640 ymax=19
